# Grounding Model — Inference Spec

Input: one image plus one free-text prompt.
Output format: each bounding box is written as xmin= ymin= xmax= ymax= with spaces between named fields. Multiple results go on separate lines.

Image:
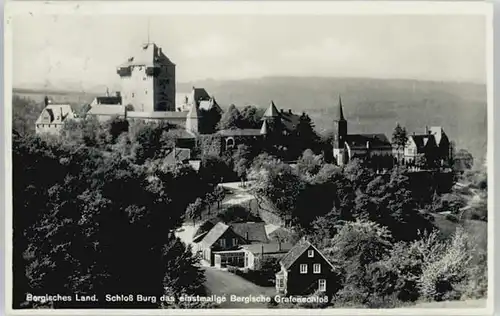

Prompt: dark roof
xmin=192 ymin=87 xmax=211 ymax=103
xmin=230 ymin=222 xmax=269 ymax=243
xmin=280 ymin=239 xmax=312 ymax=269
xmin=217 ymin=129 xmax=263 ymax=137
xmin=96 ymin=96 xmax=122 ymax=105
xmin=410 ymin=134 xmax=437 ymax=150
xmin=242 ymin=242 xmax=294 ymax=255
xmin=335 ymin=95 xmax=346 ymax=121
xmin=193 ymin=219 xmax=218 ymax=242
xmin=201 ymin=222 xmax=229 ymax=248
xmin=279 ymin=111 xmax=301 ymax=132
xmin=280 ymin=239 xmax=335 ymax=270
xmin=345 ymin=133 xmax=392 ymax=150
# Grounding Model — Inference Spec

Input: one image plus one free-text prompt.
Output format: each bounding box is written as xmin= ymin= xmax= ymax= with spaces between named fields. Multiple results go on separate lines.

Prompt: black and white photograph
xmin=5 ymin=1 xmax=493 ymax=313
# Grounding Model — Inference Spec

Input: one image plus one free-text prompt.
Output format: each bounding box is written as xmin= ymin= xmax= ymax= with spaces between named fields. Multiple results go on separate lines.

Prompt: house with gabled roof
xmin=35 ymin=97 xmax=77 ymax=135
xmin=402 ymin=126 xmax=451 ymax=167
xmin=198 ymin=222 xmax=247 ymax=267
xmin=275 ymin=239 xmax=338 ymax=296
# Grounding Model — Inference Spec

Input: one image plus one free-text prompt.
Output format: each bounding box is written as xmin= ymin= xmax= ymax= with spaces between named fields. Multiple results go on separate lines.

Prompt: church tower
xmin=332 ymin=95 xmax=348 ymax=165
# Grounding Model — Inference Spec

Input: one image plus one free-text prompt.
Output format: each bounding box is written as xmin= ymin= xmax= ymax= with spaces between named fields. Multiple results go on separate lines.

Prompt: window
xmin=313 ymin=263 xmax=321 ymax=274
xmin=277 ymin=278 xmax=284 ymax=289
xmin=300 ymin=264 xmax=307 ymax=274
xmin=308 ymin=250 xmax=314 ymax=258
xmin=219 ymin=239 xmax=226 ymax=247
xmin=232 ymin=238 xmax=238 ymax=246
xmin=318 ymin=279 xmax=326 ymax=292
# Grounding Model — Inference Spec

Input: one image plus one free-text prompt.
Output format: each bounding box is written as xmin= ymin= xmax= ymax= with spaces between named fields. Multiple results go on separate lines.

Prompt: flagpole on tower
xmin=147 ymin=18 xmax=150 ymax=44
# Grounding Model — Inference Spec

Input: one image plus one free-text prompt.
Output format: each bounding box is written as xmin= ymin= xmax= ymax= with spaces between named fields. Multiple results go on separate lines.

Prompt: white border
xmin=4 ymin=1 xmax=494 ymax=315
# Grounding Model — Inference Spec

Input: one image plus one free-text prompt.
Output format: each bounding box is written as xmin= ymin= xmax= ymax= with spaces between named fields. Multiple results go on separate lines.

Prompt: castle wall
xmin=153 ymin=64 xmax=176 ymax=111
xmin=120 ymin=67 xmax=155 ymax=112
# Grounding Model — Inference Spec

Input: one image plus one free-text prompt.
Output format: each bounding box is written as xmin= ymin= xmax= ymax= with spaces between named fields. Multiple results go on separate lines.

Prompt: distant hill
xmin=13 ymin=76 xmax=487 ymax=163
xmin=13 ymin=88 xmax=98 ymax=106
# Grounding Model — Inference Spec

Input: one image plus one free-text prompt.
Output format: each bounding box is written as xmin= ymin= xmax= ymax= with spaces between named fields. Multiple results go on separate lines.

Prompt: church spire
xmin=337 ymin=95 xmax=346 ymax=121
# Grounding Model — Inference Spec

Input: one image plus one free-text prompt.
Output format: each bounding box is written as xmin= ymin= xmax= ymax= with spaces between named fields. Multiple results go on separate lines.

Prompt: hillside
xmin=13 ymin=76 xmax=487 ymax=163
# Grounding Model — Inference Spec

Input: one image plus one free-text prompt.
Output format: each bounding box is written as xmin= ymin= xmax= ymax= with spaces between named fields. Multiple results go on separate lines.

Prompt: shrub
xmin=417 ymin=227 xmax=473 ymax=301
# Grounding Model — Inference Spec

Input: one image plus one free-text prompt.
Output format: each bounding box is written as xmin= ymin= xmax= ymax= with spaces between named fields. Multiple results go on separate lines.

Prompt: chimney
xmin=280 ymin=109 xmax=284 ymax=114
xmin=60 ymin=107 xmax=63 ymax=120
xmin=288 ymin=109 xmax=292 ymax=114
xmin=44 ymin=96 xmax=49 ymax=107
xmin=425 ymin=126 xmax=429 ymax=134
xmin=278 ymin=240 xmax=282 ymax=251
xmin=116 ymin=91 xmax=121 ymax=98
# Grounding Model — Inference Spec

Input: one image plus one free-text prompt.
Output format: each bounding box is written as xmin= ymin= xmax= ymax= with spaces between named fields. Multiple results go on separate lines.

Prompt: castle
xmin=35 ymin=42 xmax=452 ymax=169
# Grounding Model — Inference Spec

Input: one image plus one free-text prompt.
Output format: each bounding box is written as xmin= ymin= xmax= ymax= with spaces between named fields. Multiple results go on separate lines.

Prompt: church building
xmin=332 ymin=97 xmax=393 ymax=168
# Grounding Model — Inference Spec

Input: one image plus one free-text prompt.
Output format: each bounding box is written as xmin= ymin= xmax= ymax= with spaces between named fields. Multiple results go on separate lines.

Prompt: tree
xmin=13 ymin=135 xmax=211 ymax=308
xmin=216 ymin=205 xmax=262 ymax=223
xmin=105 ymin=116 xmax=129 ymax=143
xmin=322 ymin=220 xmax=394 ymax=305
xmin=233 ymin=144 xmax=252 ymax=186
xmin=293 ymin=113 xmax=320 ymax=157
xmin=392 ymin=124 xmax=408 ymax=165
xmin=186 ymin=198 xmax=204 ymax=225
xmin=296 ymin=149 xmax=324 ymax=177
xmin=130 ymin=121 xmax=174 ymax=164
xmin=12 ymin=95 xmax=46 ymax=135
xmin=453 ymin=149 xmax=474 ymax=172
xmin=213 ymin=185 xmax=226 ymax=210
xmin=240 ymin=105 xmax=264 ymax=129
xmin=217 ymin=104 xmax=242 ymax=130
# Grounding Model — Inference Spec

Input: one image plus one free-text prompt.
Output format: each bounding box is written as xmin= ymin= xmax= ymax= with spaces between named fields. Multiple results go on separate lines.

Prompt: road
xmin=202 ymin=266 xmax=276 ymax=308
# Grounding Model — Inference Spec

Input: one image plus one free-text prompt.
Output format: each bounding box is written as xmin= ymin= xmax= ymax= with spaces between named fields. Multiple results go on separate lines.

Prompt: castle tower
xmin=261 ymin=100 xmax=282 ymax=133
xmin=116 ymin=43 xmax=176 ymax=112
xmin=333 ymin=95 xmax=348 ymax=165
xmin=186 ymin=100 xmax=200 ymax=135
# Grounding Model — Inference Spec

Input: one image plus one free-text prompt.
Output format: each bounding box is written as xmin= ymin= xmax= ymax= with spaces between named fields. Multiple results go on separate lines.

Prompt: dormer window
xmin=308 ymin=250 xmax=314 ymax=258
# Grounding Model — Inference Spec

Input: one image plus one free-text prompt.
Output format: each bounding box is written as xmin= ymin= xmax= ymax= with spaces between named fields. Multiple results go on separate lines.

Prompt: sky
xmin=12 ymin=14 xmax=487 ymax=92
